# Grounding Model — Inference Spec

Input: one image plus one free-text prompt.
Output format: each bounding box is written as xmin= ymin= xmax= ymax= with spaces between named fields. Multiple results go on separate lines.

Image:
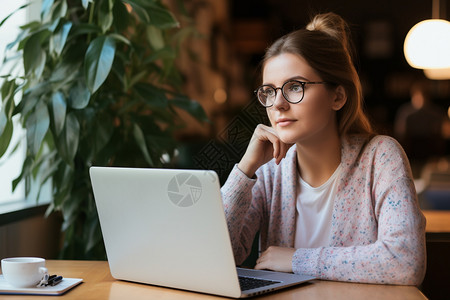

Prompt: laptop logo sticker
xmin=167 ymin=173 xmax=202 ymax=207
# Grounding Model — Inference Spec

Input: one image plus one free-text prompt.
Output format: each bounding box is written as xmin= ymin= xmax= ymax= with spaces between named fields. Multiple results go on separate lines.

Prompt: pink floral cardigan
xmin=221 ymin=134 xmax=426 ymax=285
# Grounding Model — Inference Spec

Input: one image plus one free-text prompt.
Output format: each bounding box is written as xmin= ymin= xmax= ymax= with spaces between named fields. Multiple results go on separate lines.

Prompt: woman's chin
xmin=277 ymin=133 xmax=299 ymax=145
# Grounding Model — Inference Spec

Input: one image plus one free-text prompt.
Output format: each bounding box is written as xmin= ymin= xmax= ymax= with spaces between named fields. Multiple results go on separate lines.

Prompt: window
xmin=0 ymin=1 xmax=49 ymax=206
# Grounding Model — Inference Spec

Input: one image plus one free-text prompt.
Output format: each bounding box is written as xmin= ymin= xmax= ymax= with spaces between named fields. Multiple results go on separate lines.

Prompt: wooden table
xmin=423 ymin=210 xmax=450 ymax=234
xmin=0 ymin=260 xmax=427 ymax=299
xmin=421 ymin=210 xmax=450 ymax=299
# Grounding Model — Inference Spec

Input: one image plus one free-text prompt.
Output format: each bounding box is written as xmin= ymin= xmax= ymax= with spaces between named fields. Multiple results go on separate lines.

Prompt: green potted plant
xmin=0 ymin=0 xmax=207 ymax=259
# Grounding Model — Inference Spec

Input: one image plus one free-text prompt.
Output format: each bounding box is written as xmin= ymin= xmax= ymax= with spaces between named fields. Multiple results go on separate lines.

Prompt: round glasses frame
xmin=254 ymin=80 xmax=329 ymax=107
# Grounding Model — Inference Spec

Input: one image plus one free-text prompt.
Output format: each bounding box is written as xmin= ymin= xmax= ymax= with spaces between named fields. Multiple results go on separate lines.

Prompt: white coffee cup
xmin=1 ymin=257 xmax=48 ymax=288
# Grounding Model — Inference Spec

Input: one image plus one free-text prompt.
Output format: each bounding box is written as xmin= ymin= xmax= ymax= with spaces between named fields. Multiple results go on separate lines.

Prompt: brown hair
xmin=263 ymin=12 xmax=374 ymax=136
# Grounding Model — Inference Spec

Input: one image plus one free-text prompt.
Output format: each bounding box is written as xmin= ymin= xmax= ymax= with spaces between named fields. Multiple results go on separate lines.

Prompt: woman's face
xmin=262 ymin=53 xmax=344 ymax=145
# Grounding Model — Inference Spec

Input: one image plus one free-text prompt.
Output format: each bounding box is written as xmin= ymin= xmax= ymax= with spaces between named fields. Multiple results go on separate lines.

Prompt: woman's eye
xmin=289 ymin=84 xmax=303 ymax=93
xmin=264 ymin=88 xmax=275 ymax=96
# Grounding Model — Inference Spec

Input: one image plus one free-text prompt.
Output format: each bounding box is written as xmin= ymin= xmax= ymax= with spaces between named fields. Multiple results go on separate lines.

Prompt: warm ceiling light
xmin=424 ymin=67 xmax=450 ymax=79
xmin=404 ymin=19 xmax=450 ymax=69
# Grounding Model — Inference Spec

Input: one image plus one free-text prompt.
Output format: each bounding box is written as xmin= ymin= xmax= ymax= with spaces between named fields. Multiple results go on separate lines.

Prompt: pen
xmin=48 ymin=275 xmax=57 ymax=281
xmin=47 ymin=275 xmax=63 ymax=286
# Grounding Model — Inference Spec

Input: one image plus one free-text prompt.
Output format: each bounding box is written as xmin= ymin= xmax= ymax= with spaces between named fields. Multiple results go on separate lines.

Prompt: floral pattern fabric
xmin=221 ymin=134 xmax=426 ymax=285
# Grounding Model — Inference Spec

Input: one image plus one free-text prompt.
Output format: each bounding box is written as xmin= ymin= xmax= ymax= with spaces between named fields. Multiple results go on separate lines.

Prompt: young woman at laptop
xmin=221 ymin=12 xmax=426 ymax=285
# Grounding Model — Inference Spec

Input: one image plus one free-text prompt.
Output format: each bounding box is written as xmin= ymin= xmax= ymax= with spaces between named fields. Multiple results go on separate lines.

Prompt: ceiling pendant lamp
xmin=404 ymin=19 xmax=450 ymax=69
xmin=424 ymin=67 xmax=450 ymax=79
xmin=404 ymin=0 xmax=450 ymax=74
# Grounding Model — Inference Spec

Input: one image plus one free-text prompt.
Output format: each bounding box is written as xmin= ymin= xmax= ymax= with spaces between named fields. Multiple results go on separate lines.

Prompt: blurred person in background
xmin=394 ymin=81 xmax=446 ymax=177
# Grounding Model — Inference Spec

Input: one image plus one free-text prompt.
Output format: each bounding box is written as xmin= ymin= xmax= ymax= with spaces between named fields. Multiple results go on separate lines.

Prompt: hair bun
xmin=306 ymin=12 xmax=352 ymax=55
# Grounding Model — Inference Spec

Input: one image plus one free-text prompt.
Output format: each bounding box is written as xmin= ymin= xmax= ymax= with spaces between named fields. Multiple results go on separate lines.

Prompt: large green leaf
xmin=57 ymin=112 xmax=80 ymax=164
xmin=32 ymin=148 xmax=57 ymax=178
xmin=19 ymin=83 xmax=49 ymax=117
xmin=41 ymin=0 xmax=55 ymax=21
xmin=12 ymin=156 xmax=32 ymax=192
xmin=51 ymin=91 xmax=66 ymax=135
xmin=62 ymin=112 xmax=80 ymax=163
xmin=34 ymin=51 xmax=46 ymax=79
xmin=171 ymin=95 xmax=208 ymax=122
xmin=133 ymin=123 xmax=153 ymax=166
xmin=26 ymin=101 xmax=50 ymax=156
xmin=50 ymin=21 xmax=72 ymax=57
xmin=0 ymin=119 xmax=13 ymax=157
xmin=134 ymin=83 xmax=168 ymax=108
xmin=36 ymin=153 xmax=59 ymax=201
xmin=6 ymin=28 xmax=29 ymax=52
xmin=123 ymin=1 xmax=150 ymax=23
xmin=23 ymin=30 xmax=50 ymax=76
xmin=98 ymin=0 xmax=114 ymax=33
xmin=51 ymin=162 xmax=73 ymax=207
xmin=50 ymin=0 xmax=68 ymax=23
xmin=49 ymin=61 xmax=80 ymax=84
xmin=0 ymin=4 xmax=29 ymax=28
xmin=91 ymin=113 xmax=114 ymax=156
xmin=146 ymin=25 xmax=164 ymax=50
xmin=69 ymin=80 xmax=91 ymax=109
xmin=70 ymin=23 xmax=102 ymax=37
xmin=0 ymin=110 xmax=7 ymax=136
xmin=124 ymin=0 xmax=179 ymax=28
xmin=84 ymin=35 xmax=116 ymax=93
xmin=108 ymin=33 xmax=131 ymax=46
xmin=1 ymin=79 xmax=17 ymax=120
xmin=146 ymin=1 xmax=179 ymax=29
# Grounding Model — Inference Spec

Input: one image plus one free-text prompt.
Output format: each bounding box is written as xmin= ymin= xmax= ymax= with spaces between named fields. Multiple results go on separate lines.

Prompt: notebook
xmin=0 ymin=276 xmax=83 ymax=296
xmin=89 ymin=167 xmax=315 ymax=298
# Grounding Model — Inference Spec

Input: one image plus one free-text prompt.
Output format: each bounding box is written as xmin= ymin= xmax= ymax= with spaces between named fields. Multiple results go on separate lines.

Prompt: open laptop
xmin=89 ymin=167 xmax=315 ymax=298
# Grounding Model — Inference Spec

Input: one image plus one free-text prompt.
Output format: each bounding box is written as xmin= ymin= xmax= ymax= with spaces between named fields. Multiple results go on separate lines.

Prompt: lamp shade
xmin=404 ymin=19 xmax=450 ymax=69
xmin=424 ymin=67 xmax=450 ymax=79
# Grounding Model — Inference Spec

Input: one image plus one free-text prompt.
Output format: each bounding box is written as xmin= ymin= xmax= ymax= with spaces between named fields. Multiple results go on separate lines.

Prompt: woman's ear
xmin=332 ymin=85 xmax=347 ymax=111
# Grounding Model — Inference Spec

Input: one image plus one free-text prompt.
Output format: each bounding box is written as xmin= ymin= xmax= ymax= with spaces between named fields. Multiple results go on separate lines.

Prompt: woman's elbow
xmin=390 ymin=253 xmax=426 ymax=286
xmin=402 ymin=259 xmax=426 ymax=286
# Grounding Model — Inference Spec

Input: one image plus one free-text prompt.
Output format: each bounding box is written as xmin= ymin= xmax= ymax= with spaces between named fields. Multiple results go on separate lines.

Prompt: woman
xmin=221 ymin=12 xmax=426 ymax=285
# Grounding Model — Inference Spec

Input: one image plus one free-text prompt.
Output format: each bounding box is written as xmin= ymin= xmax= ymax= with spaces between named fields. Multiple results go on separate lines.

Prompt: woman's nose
xmin=272 ymin=89 xmax=289 ymax=110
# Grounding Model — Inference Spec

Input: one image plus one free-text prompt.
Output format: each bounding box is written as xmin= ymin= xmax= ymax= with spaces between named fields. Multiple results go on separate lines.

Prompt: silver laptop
xmin=90 ymin=167 xmax=315 ymax=298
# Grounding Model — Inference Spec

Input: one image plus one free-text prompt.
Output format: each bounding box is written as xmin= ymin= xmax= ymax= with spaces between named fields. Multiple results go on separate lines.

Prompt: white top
xmin=294 ymin=164 xmax=342 ymax=249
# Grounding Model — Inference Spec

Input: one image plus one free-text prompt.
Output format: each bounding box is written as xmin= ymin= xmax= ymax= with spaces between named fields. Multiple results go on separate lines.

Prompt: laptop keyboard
xmin=238 ymin=276 xmax=281 ymax=291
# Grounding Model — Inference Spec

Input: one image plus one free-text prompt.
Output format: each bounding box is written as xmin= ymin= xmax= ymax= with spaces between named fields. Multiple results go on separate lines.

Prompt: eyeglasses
xmin=254 ymin=80 xmax=328 ymax=107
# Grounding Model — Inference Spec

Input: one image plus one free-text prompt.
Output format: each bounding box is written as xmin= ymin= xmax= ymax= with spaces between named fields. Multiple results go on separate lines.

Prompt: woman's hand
xmin=255 ymin=246 xmax=296 ymax=273
xmin=238 ymin=124 xmax=293 ymax=178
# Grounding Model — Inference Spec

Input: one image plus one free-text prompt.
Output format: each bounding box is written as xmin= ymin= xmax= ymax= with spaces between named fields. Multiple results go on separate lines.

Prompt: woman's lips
xmin=276 ymin=118 xmax=296 ymax=127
